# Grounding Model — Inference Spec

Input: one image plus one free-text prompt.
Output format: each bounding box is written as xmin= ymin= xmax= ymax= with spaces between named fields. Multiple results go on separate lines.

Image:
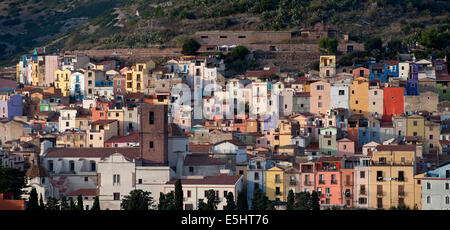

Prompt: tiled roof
xmin=166 ymin=175 xmax=242 ymax=185
xmin=105 ymin=132 xmax=139 ymax=143
xmin=91 ymin=119 xmax=117 ymax=126
xmin=214 ymin=139 xmax=246 ymax=147
xmin=375 ymin=145 xmax=416 ymax=151
xmin=404 ymin=136 xmax=423 ymax=142
xmin=189 ymin=144 xmax=211 ymax=153
xmin=44 ymin=147 xmax=141 ymax=160
xmin=246 ymin=67 xmax=279 ymax=77
xmin=337 ymin=138 xmax=353 ymax=142
xmin=66 ymin=188 xmax=98 ymax=197
xmin=184 ymin=154 xmax=223 ymax=166
xmin=26 ymin=164 xmax=49 ymax=178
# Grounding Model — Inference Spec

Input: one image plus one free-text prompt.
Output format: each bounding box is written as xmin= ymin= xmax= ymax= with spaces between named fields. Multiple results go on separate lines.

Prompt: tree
xmin=286 ymin=189 xmax=295 ymax=210
xmin=236 ymin=190 xmax=248 ymax=210
xmin=60 ymin=196 xmax=69 ymax=210
xmin=77 ymin=194 xmax=84 ymax=210
xmin=311 ymin=190 xmax=320 ymax=210
xmin=0 ymin=167 xmax=26 ymax=199
xmin=294 ymin=192 xmax=311 ymax=210
xmin=27 ymin=187 xmax=39 ymax=210
xmin=205 ymin=189 xmax=219 ymax=210
xmin=158 ymin=192 xmax=175 ymax=210
xmin=364 ymin=37 xmax=383 ymax=52
xmin=91 ymin=196 xmax=100 ymax=210
xmin=197 ymin=199 xmax=207 ymax=210
xmin=120 ymin=189 xmax=153 ymax=210
xmin=228 ymin=46 xmax=250 ymax=60
xmin=174 ymin=179 xmax=183 ymax=210
xmin=319 ymin=37 xmax=338 ymax=54
xmin=69 ymin=197 xmax=76 ymax=210
xmin=45 ymin=197 xmax=60 ymax=210
xmin=251 ymin=189 xmax=272 ymax=210
xmin=224 ymin=192 xmax=236 ymax=211
xmin=39 ymin=194 xmax=45 ymax=210
xmin=182 ymin=38 xmax=200 ymax=55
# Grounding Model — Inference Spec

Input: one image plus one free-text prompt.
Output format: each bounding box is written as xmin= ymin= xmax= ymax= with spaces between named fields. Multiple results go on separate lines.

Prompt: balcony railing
xmin=304 ymin=181 xmax=312 ymax=186
xmin=289 ymin=181 xmax=297 ymax=186
xmin=331 ymin=179 xmax=337 ymax=184
xmin=319 ymin=180 xmax=325 ymax=184
xmin=275 ymin=180 xmax=282 ymax=184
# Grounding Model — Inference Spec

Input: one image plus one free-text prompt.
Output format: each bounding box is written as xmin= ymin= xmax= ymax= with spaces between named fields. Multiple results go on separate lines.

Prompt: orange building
xmin=314 ymin=156 xmax=344 ymax=208
xmin=0 ymin=193 xmax=25 ymax=210
xmin=382 ymin=87 xmax=404 ymax=122
xmin=91 ymin=99 xmax=110 ymax=122
xmin=349 ymin=77 xmax=369 ymax=117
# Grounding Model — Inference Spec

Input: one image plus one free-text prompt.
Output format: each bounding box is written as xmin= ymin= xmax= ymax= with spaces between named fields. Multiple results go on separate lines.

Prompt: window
xmin=113 ymin=174 xmax=120 ymax=185
xmin=446 ymin=196 xmax=450 ymax=204
xmin=187 ymin=190 xmax=191 ymax=198
xmin=328 ymin=140 xmax=331 ymax=146
xmin=359 ymin=197 xmax=367 ymax=204
xmin=427 ymin=182 xmax=431 ymax=189
xmin=189 ymin=167 xmax=194 ymax=173
xmin=275 ymin=187 xmax=281 ymax=195
xmin=84 ymin=177 xmax=88 ymax=182
xmin=113 ymin=193 xmax=120 ymax=200
xmin=48 ymin=160 xmax=54 ymax=171
xmin=338 ymin=90 xmax=345 ymax=95
xmin=445 ymin=183 xmax=449 ymax=190
xmin=377 ymin=171 xmax=383 ymax=181
xmin=426 ymin=196 xmax=431 ymax=204
xmin=398 ymin=171 xmax=405 ymax=182
xmin=149 ymin=112 xmax=154 ymax=124
xmin=70 ymin=161 xmax=75 ymax=171
xmin=360 ymin=171 xmax=365 ymax=178
xmin=91 ymin=161 xmax=96 ymax=171
xmin=138 ymin=179 xmax=142 ymax=184
xmin=149 ymin=141 xmax=154 ymax=149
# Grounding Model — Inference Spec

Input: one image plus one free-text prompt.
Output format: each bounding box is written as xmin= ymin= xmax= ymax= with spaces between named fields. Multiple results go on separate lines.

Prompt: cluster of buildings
xmin=0 ymin=47 xmax=449 ymax=210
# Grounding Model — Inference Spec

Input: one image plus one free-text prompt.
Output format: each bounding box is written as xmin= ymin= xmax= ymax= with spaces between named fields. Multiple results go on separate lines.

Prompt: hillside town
xmin=0 ymin=43 xmax=449 ymax=211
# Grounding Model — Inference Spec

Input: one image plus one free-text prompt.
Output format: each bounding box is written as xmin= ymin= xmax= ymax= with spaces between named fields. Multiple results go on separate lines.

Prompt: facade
xmin=349 ymin=77 xmax=369 ymax=118
xmin=0 ymin=94 xmax=22 ymax=120
xmin=421 ymin=164 xmax=450 ymax=210
xmin=310 ymin=81 xmax=331 ymax=115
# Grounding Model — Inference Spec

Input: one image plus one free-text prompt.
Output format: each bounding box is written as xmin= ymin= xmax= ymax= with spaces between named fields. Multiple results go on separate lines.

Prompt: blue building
xmin=406 ymin=63 xmax=419 ymax=96
xmin=369 ymin=60 xmax=399 ymax=82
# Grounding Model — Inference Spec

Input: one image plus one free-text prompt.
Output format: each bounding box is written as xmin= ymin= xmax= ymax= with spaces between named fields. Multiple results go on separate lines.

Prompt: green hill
xmin=1 ymin=0 xmax=449 ymax=66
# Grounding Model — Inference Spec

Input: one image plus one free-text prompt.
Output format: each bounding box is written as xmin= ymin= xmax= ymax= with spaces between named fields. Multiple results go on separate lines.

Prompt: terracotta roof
xmin=184 ymin=154 xmax=223 ymax=166
xmin=66 ymin=188 xmax=97 ymax=197
xmin=337 ymin=138 xmax=353 ymax=142
xmin=385 ymin=60 xmax=399 ymax=65
xmin=26 ymin=164 xmax=49 ymax=178
xmin=318 ymin=156 xmax=343 ymax=162
xmin=437 ymin=75 xmax=450 ymax=81
xmin=189 ymin=144 xmax=211 ymax=153
xmin=404 ymin=136 xmax=423 ymax=142
xmin=91 ymin=119 xmax=117 ymax=126
xmin=166 ymin=175 xmax=242 ymax=185
xmin=214 ymin=139 xmax=246 ymax=147
xmin=105 ymin=132 xmax=139 ymax=143
xmin=44 ymin=147 xmax=140 ymax=160
xmin=246 ymin=67 xmax=279 ymax=77
xmin=375 ymin=145 xmax=416 ymax=151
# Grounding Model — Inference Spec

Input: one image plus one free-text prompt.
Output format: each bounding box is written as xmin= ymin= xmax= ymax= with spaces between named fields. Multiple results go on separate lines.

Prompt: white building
xmin=422 ymin=164 xmax=450 ymax=210
xmin=161 ymin=174 xmax=244 ymax=210
xmin=330 ymin=85 xmax=349 ymax=111
xmin=58 ymin=108 xmax=78 ymax=132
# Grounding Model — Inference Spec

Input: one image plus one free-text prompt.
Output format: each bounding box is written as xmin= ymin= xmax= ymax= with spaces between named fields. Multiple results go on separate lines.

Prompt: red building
xmin=314 ymin=156 xmax=344 ymax=208
xmin=382 ymin=87 xmax=404 ymax=122
xmin=91 ymin=99 xmax=110 ymax=122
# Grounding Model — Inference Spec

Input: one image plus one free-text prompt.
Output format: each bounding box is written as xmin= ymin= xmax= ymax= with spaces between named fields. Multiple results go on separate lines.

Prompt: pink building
xmin=44 ymin=55 xmax=60 ymax=87
xmin=337 ymin=138 xmax=355 ymax=157
xmin=310 ymin=81 xmax=331 ymax=115
xmin=314 ymin=157 xmax=343 ymax=208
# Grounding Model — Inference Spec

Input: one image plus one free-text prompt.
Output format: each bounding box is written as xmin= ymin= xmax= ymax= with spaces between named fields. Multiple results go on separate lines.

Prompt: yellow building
xmin=54 ymin=69 xmax=72 ymax=96
xmin=319 ymin=55 xmax=336 ymax=79
xmin=369 ymin=145 xmax=419 ymax=210
xmin=108 ymin=108 xmax=124 ymax=136
xmin=31 ymin=61 xmax=42 ymax=86
xmin=273 ymin=118 xmax=292 ymax=152
xmin=265 ymin=166 xmax=286 ymax=202
xmin=349 ymin=77 xmax=369 ymax=117
xmin=126 ymin=61 xmax=155 ymax=93
xmin=413 ymin=173 xmax=425 ymax=210
xmin=406 ymin=115 xmax=425 ymax=137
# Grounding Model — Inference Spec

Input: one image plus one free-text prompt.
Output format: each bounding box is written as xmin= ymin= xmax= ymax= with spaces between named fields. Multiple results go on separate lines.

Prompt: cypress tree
xmin=60 ymin=196 xmax=69 ymax=210
xmin=69 ymin=197 xmax=76 ymax=210
xmin=174 ymin=179 xmax=183 ymax=210
xmin=311 ymin=190 xmax=320 ymax=210
xmin=286 ymin=190 xmax=295 ymax=210
xmin=236 ymin=190 xmax=248 ymax=210
xmin=197 ymin=199 xmax=207 ymax=210
xmin=39 ymin=194 xmax=45 ymax=210
xmin=224 ymin=192 xmax=236 ymax=211
xmin=91 ymin=196 xmax=100 ymax=210
xmin=27 ymin=187 xmax=39 ymax=210
xmin=205 ymin=189 xmax=219 ymax=210
xmin=76 ymin=194 xmax=84 ymax=210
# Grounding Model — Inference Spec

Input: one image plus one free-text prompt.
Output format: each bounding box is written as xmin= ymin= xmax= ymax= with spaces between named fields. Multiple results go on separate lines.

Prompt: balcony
xmin=377 ymin=191 xmax=383 ymax=196
xmin=304 ymin=181 xmax=312 ymax=186
xmin=398 ymin=191 xmax=405 ymax=196
xmin=275 ymin=179 xmax=282 ymax=184
xmin=360 ymin=190 xmax=366 ymax=195
xmin=289 ymin=181 xmax=297 ymax=186
xmin=319 ymin=180 xmax=325 ymax=185
xmin=331 ymin=179 xmax=337 ymax=184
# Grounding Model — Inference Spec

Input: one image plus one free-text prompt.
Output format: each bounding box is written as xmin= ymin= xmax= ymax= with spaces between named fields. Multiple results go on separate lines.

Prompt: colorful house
xmin=382 ymin=87 xmax=404 ymax=122
xmin=314 ymin=156 xmax=343 ymax=208
xmin=265 ymin=166 xmax=286 ymax=202
xmin=349 ymin=77 xmax=369 ymax=118
xmin=310 ymin=81 xmax=331 ymax=115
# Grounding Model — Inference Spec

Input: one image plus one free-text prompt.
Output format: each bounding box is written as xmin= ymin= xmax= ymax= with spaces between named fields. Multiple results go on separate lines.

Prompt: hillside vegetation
xmin=1 ymin=0 xmax=449 ymax=66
